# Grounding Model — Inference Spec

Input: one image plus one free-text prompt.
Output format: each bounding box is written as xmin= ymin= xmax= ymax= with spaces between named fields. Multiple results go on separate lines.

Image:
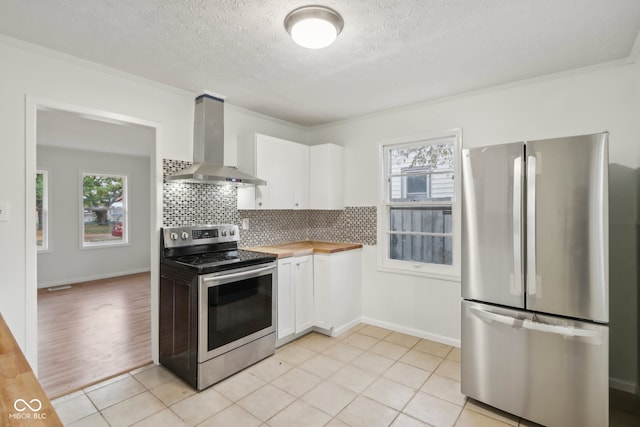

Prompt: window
xmin=403 ymin=166 xmax=432 ymax=198
xmin=36 ymin=170 xmax=49 ymax=251
xmin=379 ymin=130 xmax=461 ymax=280
xmin=81 ymin=173 xmax=128 ymax=247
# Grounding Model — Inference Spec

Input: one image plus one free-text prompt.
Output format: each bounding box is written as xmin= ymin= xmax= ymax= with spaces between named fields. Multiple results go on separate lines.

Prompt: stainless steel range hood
xmin=167 ymin=94 xmax=266 ymax=186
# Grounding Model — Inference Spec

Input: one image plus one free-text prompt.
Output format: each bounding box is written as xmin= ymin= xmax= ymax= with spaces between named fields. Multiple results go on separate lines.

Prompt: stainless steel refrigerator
xmin=461 ymin=133 xmax=609 ymax=427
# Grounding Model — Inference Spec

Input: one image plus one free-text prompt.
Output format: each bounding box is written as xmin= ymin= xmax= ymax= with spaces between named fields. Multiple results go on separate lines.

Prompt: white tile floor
xmin=51 ymin=324 xmax=564 ymax=426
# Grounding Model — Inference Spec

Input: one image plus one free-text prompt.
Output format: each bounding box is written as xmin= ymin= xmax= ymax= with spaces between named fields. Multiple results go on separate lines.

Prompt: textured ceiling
xmin=1 ymin=0 xmax=640 ymax=126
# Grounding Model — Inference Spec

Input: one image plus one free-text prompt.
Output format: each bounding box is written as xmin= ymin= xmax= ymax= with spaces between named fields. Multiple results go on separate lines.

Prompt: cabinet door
xmin=292 ymin=143 xmax=309 ymax=209
xmin=327 ymin=250 xmax=361 ymax=330
xmin=270 ymin=139 xmax=294 ymax=209
xmin=313 ymin=254 xmax=332 ymax=329
xmin=313 ymin=250 xmax=362 ymax=334
xmin=294 ymin=255 xmax=314 ymax=332
xmin=256 ymin=135 xmax=294 ymax=209
xmin=277 ymin=259 xmax=295 ymax=339
xmin=255 ymin=137 xmax=275 ymax=209
xmin=310 ymin=144 xmax=344 ymax=209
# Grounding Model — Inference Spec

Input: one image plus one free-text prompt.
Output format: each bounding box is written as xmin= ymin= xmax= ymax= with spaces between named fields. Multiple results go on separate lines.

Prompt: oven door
xmin=198 ymin=262 xmax=276 ymax=363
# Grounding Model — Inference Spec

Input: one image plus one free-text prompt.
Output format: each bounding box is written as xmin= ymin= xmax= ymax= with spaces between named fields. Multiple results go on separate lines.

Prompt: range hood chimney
xmin=166 ymin=94 xmax=266 ymax=186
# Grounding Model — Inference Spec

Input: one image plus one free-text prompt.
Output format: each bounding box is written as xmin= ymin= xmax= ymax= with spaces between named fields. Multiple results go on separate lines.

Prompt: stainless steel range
xmin=159 ymin=224 xmax=277 ymax=390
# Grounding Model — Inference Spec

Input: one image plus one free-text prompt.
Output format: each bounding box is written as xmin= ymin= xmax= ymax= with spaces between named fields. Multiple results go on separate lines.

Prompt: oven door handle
xmin=202 ymin=264 xmax=275 ymax=283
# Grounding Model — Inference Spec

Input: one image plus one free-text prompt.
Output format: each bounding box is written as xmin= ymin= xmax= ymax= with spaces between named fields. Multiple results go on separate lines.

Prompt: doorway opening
xmin=28 ymin=101 xmax=159 ymax=398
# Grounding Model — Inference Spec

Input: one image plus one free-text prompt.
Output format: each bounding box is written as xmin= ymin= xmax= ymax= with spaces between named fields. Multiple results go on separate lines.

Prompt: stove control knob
xmin=221 ymin=230 xmax=227 ymax=236
xmin=230 ymin=229 xmax=236 ymax=236
xmin=181 ymin=232 xmax=189 ymax=240
xmin=170 ymin=232 xmax=178 ymax=241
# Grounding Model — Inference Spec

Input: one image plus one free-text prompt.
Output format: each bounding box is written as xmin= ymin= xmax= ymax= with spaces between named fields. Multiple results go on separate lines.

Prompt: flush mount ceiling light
xmin=284 ymin=5 xmax=344 ymax=49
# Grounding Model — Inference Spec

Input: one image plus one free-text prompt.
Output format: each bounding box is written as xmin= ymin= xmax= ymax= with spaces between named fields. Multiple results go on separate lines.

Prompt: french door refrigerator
xmin=461 ymin=133 xmax=609 ymax=427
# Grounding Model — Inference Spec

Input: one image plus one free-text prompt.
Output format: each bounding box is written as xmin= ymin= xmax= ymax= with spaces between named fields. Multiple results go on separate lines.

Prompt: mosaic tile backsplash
xmin=163 ymin=159 xmax=377 ymax=246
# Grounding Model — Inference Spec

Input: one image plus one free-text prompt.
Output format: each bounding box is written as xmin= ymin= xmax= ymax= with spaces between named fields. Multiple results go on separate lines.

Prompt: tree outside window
xmin=82 ymin=173 xmax=127 ymax=246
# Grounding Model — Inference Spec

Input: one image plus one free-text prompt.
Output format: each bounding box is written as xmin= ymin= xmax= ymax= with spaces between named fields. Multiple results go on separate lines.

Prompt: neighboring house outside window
xmin=36 ymin=169 xmax=49 ymax=251
xmin=402 ymin=166 xmax=432 ymax=200
xmin=81 ymin=173 xmax=128 ymax=247
xmin=379 ymin=130 xmax=461 ymax=280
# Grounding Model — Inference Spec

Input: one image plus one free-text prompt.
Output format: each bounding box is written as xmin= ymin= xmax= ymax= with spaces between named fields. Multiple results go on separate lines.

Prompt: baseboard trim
xmin=328 ymin=317 xmax=362 ymax=337
xmin=38 ymin=268 xmax=151 ymax=289
xmin=610 ymin=377 xmax=638 ymax=394
xmin=361 ymin=316 xmax=460 ymax=348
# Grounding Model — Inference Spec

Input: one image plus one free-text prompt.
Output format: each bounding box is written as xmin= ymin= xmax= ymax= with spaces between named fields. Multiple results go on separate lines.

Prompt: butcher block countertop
xmin=244 ymin=241 xmax=362 ymax=258
xmin=0 ymin=314 xmax=62 ymax=426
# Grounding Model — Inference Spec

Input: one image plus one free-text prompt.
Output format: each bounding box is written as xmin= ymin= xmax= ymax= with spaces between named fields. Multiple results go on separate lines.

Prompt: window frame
xmin=80 ymin=171 xmax=129 ymax=249
xmin=401 ymin=166 xmax=432 ymax=199
xmin=36 ymin=169 xmax=50 ymax=252
xmin=377 ymin=129 xmax=462 ymax=281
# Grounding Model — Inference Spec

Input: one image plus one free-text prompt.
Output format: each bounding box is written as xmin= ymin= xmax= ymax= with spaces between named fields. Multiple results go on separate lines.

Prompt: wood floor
xmin=38 ymin=272 xmax=152 ymax=399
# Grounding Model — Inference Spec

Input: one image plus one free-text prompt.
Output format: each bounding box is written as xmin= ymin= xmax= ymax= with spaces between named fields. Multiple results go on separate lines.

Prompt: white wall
xmin=37 ymin=146 xmax=151 ymax=287
xmin=2 ymin=33 xmax=638 ymax=390
xmin=0 ymin=36 xmax=305 ymax=367
xmin=37 ymin=108 xmax=156 ymax=157
xmin=309 ymin=62 xmax=640 ymax=390
xmin=0 ymin=37 xmax=187 ymax=366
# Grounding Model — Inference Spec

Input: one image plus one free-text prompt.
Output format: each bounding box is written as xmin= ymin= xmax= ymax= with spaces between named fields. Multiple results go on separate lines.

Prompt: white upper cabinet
xmin=292 ymin=142 xmax=310 ymax=210
xmin=256 ymin=136 xmax=292 ymax=209
xmin=238 ymin=134 xmax=343 ymax=210
xmin=238 ymin=133 xmax=309 ymax=210
xmin=310 ymin=143 xmax=344 ymax=210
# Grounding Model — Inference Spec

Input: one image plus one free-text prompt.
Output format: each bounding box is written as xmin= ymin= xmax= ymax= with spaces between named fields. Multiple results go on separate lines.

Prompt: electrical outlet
xmin=241 ymin=218 xmax=249 ymax=230
xmin=0 ymin=202 xmax=9 ymax=222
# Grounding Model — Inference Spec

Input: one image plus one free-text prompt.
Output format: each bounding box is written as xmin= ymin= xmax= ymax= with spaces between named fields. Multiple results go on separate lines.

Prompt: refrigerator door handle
xmin=526 ymin=155 xmax=537 ymax=296
xmin=512 ymin=157 xmax=523 ymax=295
xmin=468 ymin=305 xmax=517 ymax=327
xmin=521 ymin=318 xmax=601 ymax=338
xmin=468 ymin=306 xmax=601 ymax=338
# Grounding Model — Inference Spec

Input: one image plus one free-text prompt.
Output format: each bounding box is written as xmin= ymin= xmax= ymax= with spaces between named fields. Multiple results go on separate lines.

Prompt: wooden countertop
xmin=0 ymin=314 xmax=62 ymax=426
xmin=244 ymin=240 xmax=363 ymax=259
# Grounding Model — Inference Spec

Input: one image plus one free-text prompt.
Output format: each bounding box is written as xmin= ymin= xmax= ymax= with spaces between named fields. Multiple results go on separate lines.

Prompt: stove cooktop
xmin=161 ymin=225 xmax=276 ymax=274
xmin=177 ymin=250 xmax=240 ymax=266
xmin=166 ymin=249 xmax=275 ymax=274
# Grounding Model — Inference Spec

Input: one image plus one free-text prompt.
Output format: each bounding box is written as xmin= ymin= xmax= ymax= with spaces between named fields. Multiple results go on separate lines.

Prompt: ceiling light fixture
xmin=284 ymin=5 xmax=344 ymax=49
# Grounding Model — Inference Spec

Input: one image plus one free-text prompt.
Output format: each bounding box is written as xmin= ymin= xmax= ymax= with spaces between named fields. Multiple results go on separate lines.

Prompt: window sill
xmin=377 ymin=263 xmax=460 ymax=282
xmin=81 ymin=242 xmax=130 ymax=250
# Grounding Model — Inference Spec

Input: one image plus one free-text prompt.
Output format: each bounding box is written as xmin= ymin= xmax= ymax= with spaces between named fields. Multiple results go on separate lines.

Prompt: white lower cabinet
xmin=277 ymin=258 xmax=295 ymax=339
xmin=314 ymin=250 xmax=362 ymax=335
xmin=277 ymin=255 xmax=313 ymax=340
xmin=294 ymin=256 xmax=314 ymax=332
xmin=277 ymin=249 xmax=362 ymax=344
